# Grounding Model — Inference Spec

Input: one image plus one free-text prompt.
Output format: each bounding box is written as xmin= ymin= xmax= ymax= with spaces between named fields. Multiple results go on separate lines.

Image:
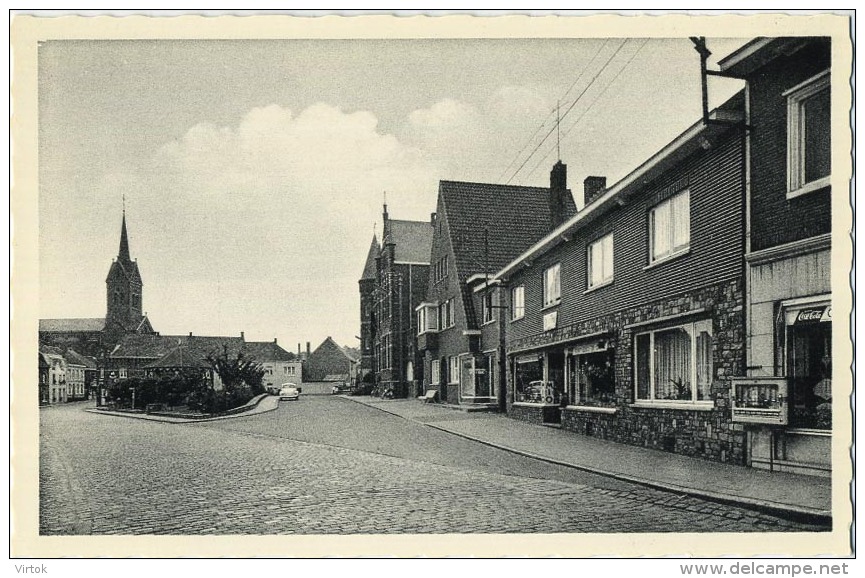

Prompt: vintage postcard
xmin=9 ymin=11 xmax=855 ymax=560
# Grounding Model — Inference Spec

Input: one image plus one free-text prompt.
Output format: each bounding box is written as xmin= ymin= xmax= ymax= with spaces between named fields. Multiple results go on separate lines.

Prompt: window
xmin=587 ymin=233 xmax=614 ymax=288
xmin=417 ymin=303 xmax=439 ymax=334
xmin=482 ymin=290 xmax=497 ymax=324
xmin=433 ymin=256 xmax=449 ymax=283
xmin=543 ymin=263 xmax=561 ymax=307
xmin=649 ymin=189 xmax=690 ymax=264
xmin=787 ymin=71 xmax=830 ymax=198
xmin=448 ymin=357 xmax=460 ymax=384
xmin=439 ymin=299 xmax=455 ymax=329
xmin=634 ymin=319 xmax=713 ymax=404
xmin=513 ymin=354 xmax=544 ymax=403
xmin=511 ymin=285 xmax=525 ymax=320
xmin=430 ymin=359 xmax=440 ymax=385
xmin=567 ymin=348 xmax=615 ymax=406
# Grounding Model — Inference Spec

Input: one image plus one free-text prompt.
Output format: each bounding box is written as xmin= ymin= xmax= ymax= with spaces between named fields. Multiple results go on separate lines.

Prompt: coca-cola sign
xmin=795 ymin=306 xmax=831 ymax=324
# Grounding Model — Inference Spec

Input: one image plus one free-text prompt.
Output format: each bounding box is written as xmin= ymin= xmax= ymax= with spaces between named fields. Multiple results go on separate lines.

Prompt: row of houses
xmin=38 ymin=345 xmax=98 ymax=404
xmin=358 ymin=37 xmax=834 ymax=477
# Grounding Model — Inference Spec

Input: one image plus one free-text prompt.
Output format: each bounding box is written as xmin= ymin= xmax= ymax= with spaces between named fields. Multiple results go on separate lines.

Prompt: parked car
xmin=279 ymin=384 xmax=300 ymax=401
xmin=265 ymin=385 xmax=281 ymax=395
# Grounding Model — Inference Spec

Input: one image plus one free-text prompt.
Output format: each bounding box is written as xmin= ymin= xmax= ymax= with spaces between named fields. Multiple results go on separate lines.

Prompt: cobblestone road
xmin=40 ymin=397 xmax=825 ymax=535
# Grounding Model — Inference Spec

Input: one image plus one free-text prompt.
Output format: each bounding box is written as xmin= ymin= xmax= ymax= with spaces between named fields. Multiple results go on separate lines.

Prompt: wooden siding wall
xmin=507 ymin=132 xmax=744 ymax=343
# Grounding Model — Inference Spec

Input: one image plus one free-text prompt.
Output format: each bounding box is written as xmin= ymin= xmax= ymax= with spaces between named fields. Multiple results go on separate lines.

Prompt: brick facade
xmin=745 ymin=38 xmax=831 ymax=252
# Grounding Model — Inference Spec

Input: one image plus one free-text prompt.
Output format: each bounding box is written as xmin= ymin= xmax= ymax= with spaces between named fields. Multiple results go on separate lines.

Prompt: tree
xmin=207 ymin=345 xmax=265 ymax=394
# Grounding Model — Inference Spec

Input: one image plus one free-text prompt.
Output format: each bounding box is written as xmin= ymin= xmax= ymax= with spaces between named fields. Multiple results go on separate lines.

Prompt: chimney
xmin=240 ymin=331 xmax=245 ymax=340
xmin=306 ymin=342 xmax=311 ymax=357
xmin=584 ymin=176 xmax=607 ymax=207
xmin=298 ymin=343 xmax=301 ymax=356
xmin=430 ymin=212 xmax=437 ymax=226
xmin=189 ymin=331 xmax=193 ymax=337
xmin=549 ymin=161 xmax=568 ymax=229
xmin=273 ymin=337 xmax=278 ymax=344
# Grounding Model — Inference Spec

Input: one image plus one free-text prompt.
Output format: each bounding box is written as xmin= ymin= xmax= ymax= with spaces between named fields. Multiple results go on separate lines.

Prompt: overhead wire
xmin=523 ymin=38 xmax=651 ymax=182
xmin=505 ymin=39 xmax=630 ymax=185
xmin=495 ymin=39 xmax=611 ymax=182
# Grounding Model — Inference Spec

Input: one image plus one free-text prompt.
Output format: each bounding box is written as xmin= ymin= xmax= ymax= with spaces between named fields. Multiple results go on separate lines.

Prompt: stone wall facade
xmin=505 ymin=279 xmax=747 ymax=465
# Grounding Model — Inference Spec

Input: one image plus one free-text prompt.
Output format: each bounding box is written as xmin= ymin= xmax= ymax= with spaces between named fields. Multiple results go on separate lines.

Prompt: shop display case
xmin=731 ymin=377 xmax=788 ymax=425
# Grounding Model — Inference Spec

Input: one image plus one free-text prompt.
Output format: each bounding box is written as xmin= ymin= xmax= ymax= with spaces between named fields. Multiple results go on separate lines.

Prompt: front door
xmin=544 ymin=350 xmax=565 ymax=424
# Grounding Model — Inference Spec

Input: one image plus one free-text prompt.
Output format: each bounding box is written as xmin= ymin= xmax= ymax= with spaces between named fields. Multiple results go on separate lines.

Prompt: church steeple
xmin=106 ymin=205 xmax=143 ymax=332
xmin=118 ymin=209 xmax=131 ymax=262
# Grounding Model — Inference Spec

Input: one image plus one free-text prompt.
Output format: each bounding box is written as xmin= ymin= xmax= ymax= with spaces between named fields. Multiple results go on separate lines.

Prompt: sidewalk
xmin=344 ymin=396 xmax=832 ymax=523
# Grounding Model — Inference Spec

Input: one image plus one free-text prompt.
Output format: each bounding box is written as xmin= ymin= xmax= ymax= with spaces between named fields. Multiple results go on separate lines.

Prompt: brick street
xmin=40 ymin=397 xmax=825 ymax=535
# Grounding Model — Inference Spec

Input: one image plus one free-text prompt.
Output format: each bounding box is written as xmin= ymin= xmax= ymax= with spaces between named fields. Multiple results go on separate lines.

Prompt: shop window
xmin=514 ymin=355 xmax=543 ymax=403
xmin=587 ymin=233 xmax=614 ymax=289
xmin=634 ymin=319 xmax=712 ymax=404
xmin=783 ymin=303 xmax=832 ymax=429
xmin=511 ymin=285 xmax=525 ymax=320
xmin=543 ymin=263 xmax=561 ymax=307
xmin=649 ymin=189 xmax=690 ymax=264
xmin=568 ymin=348 xmax=615 ymax=406
xmin=786 ymin=71 xmax=830 ymax=198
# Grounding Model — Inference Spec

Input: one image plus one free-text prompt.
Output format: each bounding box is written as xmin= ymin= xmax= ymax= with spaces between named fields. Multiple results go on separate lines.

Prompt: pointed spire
xmin=360 ymin=233 xmax=381 ymax=280
xmin=118 ymin=207 xmax=131 ymax=262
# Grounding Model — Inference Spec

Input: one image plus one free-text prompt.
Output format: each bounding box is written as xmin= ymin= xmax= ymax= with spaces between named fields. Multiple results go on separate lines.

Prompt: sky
xmin=38 ymin=36 xmax=746 ymax=350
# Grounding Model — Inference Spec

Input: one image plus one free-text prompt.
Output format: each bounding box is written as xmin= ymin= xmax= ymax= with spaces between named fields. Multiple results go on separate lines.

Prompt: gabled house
xmin=39 ymin=345 xmax=67 ymax=404
xmin=493 ymin=91 xmax=747 ymax=464
xmin=362 ymin=205 xmax=434 ymax=397
xmin=304 ymin=336 xmax=357 ymax=390
xmin=719 ymin=37 xmax=833 ymax=476
xmin=62 ymin=348 xmax=95 ymax=401
xmin=417 ymin=164 xmax=577 ymax=407
xmin=244 ymin=339 xmax=302 ymax=390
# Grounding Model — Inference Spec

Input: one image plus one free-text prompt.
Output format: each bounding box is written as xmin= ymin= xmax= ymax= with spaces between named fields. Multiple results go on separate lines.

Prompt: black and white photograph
xmin=9 ymin=10 xmax=854 ymax=561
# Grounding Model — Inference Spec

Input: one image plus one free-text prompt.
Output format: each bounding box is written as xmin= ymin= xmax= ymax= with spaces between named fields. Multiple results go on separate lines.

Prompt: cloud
xmin=400 ymin=86 xmax=555 ymax=184
xmin=114 ymin=103 xmax=439 ymax=345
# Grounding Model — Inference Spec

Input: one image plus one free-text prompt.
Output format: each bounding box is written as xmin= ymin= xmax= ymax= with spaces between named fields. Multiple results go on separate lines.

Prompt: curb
xmin=342 ymin=396 xmax=831 ymax=526
xmin=86 ymin=394 xmax=279 ymax=424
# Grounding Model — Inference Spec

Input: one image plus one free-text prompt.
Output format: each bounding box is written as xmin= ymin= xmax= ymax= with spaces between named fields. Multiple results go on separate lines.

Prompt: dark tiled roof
xmin=386 ymin=219 xmax=433 ymax=264
xmin=111 ymin=334 xmax=245 ymax=360
xmin=143 ymin=346 xmax=210 ymax=369
xmin=39 ymin=344 xmax=65 ymax=356
xmin=311 ymin=336 xmax=353 ymax=361
xmin=63 ymin=348 xmax=97 ymax=368
xmin=360 ymin=234 xmax=380 ymax=280
xmin=243 ymin=341 xmax=296 ymax=363
xmin=39 ymin=318 xmax=106 ymax=333
xmin=439 ymin=179 xmax=577 ymax=328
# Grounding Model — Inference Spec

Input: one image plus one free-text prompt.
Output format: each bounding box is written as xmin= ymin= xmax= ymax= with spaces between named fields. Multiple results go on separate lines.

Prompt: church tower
xmin=105 ymin=209 xmax=144 ymax=331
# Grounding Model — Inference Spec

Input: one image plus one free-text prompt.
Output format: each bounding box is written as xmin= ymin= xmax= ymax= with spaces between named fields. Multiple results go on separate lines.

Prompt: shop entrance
xmin=544 ymin=350 xmax=565 ymax=424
